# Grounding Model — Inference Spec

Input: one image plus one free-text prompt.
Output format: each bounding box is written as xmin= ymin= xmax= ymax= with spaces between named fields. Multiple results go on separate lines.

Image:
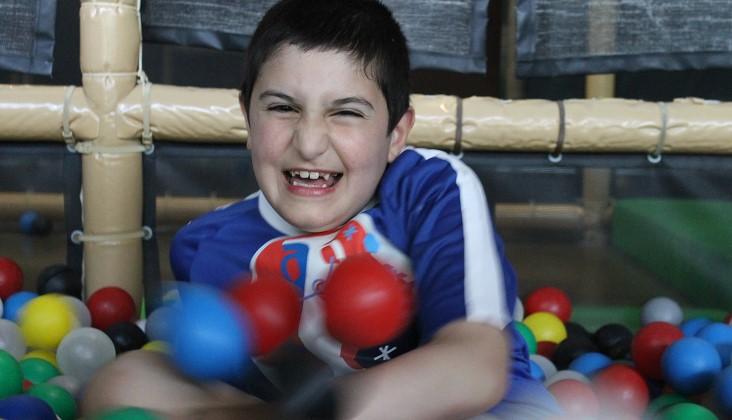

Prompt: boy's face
xmin=245 ymin=45 xmax=413 ymax=232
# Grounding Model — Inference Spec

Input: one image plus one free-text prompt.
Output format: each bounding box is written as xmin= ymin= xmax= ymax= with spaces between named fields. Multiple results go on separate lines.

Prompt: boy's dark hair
xmin=239 ymin=0 xmax=410 ymax=133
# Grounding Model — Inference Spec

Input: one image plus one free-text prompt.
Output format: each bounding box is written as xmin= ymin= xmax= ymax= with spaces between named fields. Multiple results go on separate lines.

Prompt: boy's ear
xmin=387 ymin=107 xmax=415 ymax=162
xmin=239 ymin=99 xmax=251 ymax=149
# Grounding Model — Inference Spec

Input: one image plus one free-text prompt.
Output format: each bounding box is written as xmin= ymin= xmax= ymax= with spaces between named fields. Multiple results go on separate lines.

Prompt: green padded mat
xmin=611 ymin=198 xmax=732 ymax=309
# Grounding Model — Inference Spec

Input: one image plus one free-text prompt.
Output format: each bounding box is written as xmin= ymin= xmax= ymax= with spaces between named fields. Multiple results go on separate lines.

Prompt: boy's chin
xmin=284 ymin=212 xmax=348 ymax=233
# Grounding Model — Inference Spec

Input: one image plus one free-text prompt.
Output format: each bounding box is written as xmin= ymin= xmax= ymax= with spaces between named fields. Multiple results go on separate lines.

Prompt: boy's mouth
xmin=284 ymin=169 xmax=342 ymax=188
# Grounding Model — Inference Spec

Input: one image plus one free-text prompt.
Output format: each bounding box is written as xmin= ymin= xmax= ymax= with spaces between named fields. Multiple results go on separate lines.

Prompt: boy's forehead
xmin=255 ymin=45 xmax=382 ymax=100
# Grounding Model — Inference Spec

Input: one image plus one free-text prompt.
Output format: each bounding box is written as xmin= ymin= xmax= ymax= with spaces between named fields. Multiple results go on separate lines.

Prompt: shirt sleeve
xmin=375 ymin=149 xmax=513 ymax=342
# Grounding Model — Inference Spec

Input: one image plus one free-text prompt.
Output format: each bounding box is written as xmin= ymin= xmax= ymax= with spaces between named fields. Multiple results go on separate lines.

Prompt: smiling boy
xmin=83 ymin=0 xmax=560 ymax=418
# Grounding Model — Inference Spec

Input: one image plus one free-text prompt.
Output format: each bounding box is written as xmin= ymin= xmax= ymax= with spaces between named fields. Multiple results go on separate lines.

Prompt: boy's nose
xmin=293 ymin=116 xmax=330 ymax=160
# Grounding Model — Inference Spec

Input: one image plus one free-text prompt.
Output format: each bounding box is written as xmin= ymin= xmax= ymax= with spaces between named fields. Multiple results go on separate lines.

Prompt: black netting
xmin=0 ymin=0 xmax=57 ymax=75
xmin=517 ymin=0 xmax=732 ymax=77
xmin=141 ymin=0 xmax=488 ymax=73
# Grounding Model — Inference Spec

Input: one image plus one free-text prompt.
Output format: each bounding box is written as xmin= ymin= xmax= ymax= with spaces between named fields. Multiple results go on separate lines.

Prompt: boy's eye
xmin=333 ymin=109 xmax=364 ymax=118
xmin=268 ymin=104 xmax=297 ymax=113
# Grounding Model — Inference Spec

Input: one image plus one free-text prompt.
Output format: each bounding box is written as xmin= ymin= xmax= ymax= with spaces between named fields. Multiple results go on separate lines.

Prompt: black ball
xmin=37 ymin=264 xmax=82 ymax=298
xmin=551 ymin=336 xmax=598 ymax=370
xmin=105 ymin=321 xmax=148 ymax=354
xmin=564 ymin=321 xmax=593 ymax=341
xmin=593 ymin=323 xmax=633 ymax=360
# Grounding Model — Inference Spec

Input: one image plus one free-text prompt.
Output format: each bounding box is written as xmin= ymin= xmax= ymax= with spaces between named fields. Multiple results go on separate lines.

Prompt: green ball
xmin=515 ymin=321 xmax=537 ymax=354
xmin=660 ymin=402 xmax=718 ymax=420
xmin=645 ymin=393 xmax=690 ymax=418
xmin=28 ymin=383 xmax=77 ymax=420
xmin=19 ymin=357 xmax=60 ymax=387
xmin=89 ymin=406 xmax=163 ymax=420
xmin=0 ymin=349 xmax=23 ymax=397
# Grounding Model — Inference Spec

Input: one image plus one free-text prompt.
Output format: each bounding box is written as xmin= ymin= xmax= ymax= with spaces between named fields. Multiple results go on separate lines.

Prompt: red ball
xmin=536 ymin=341 xmax=558 ymax=359
xmin=548 ymin=378 xmax=599 ymax=418
xmin=631 ymin=321 xmax=683 ymax=380
xmin=86 ymin=286 xmax=136 ymax=331
xmin=0 ymin=257 xmax=24 ymax=300
xmin=724 ymin=313 xmax=732 ymax=326
xmin=523 ymin=287 xmax=572 ymax=322
xmin=228 ymin=276 xmax=302 ymax=356
xmin=592 ymin=364 xmax=649 ymax=418
xmin=322 ymin=254 xmax=413 ymax=348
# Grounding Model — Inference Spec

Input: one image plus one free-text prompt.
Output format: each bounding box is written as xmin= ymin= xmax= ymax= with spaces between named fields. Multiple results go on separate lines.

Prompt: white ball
xmin=544 ymin=369 xmax=590 ymax=387
xmin=530 ymin=353 xmax=557 ymax=380
xmin=63 ymin=296 xmax=91 ymax=327
xmin=0 ymin=318 xmax=27 ymax=359
xmin=641 ymin=296 xmax=683 ymax=326
xmin=513 ymin=297 xmax=524 ymax=321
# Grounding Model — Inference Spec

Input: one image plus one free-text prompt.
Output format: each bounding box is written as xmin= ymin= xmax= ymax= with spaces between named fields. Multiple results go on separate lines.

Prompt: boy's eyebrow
xmin=259 ymin=90 xmax=295 ymax=102
xmin=332 ymin=96 xmax=374 ymax=110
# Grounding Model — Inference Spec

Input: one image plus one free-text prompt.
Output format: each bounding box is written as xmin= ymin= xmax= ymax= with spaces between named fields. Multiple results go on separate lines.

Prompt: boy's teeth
xmin=299 ymin=170 xmax=309 ymax=178
xmin=308 ymin=171 xmax=319 ymax=180
xmin=323 ymin=173 xmax=330 ymax=180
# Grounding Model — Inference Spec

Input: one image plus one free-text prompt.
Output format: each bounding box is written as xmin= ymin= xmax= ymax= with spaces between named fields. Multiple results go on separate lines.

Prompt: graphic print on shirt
xmin=250 ymin=214 xmax=416 ymax=372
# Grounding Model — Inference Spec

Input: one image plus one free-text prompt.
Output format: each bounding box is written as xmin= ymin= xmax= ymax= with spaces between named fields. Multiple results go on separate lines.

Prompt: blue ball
xmin=0 ymin=394 xmax=56 ymax=420
xmin=2 ymin=291 xmax=38 ymax=322
xmin=680 ymin=317 xmax=713 ymax=337
xmin=170 ymin=283 xmax=251 ymax=381
xmin=715 ymin=366 xmax=732 ymax=416
xmin=696 ymin=322 xmax=732 ymax=367
xmin=662 ymin=337 xmax=722 ymax=395
xmin=529 ymin=359 xmax=545 ymax=382
xmin=18 ymin=211 xmax=52 ymax=236
xmin=568 ymin=351 xmax=612 ymax=378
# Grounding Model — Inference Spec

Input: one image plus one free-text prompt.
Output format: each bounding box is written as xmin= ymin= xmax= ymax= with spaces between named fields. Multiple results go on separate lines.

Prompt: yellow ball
xmin=22 ymin=349 xmax=58 ymax=368
xmin=19 ymin=294 xmax=78 ymax=351
xmin=142 ymin=340 xmax=169 ymax=354
xmin=523 ymin=311 xmax=567 ymax=344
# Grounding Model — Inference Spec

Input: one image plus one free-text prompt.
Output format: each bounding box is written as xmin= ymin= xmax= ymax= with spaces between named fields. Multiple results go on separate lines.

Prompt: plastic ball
xmin=141 ymin=340 xmax=169 ymax=353
xmin=37 ymin=264 xmax=82 ymax=298
xmin=0 ymin=349 xmax=23 ymax=397
xmin=523 ymin=312 xmax=567 ymax=344
xmin=644 ymin=393 xmax=689 ymax=419
xmin=544 ymin=369 xmax=590 ymax=387
xmin=228 ymin=275 xmax=302 ymax=356
xmin=88 ymin=406 xmax=163 ymax=420
xmin=0 ymin=297 xmax=3 ymax=318
xmin=695 ymin=322 xmax=732 ymax=367
xmin=523 ymin=287 xmax=572 ymax=322
xmin=659 ymin=402 xmax=717 ymax=420
xmin=592 ymin=364 xmax=649 ymax=417
xmin=715 ymin=366 xmax=732 ymax=416
xmin=0 ymin=257 xmax=23 ymax=301
xmin=86 ymin=287 xmax=137 ymax=331
xmin=662 ymin=337 xmax=722 ymax=395
xmin=641 ymin=296 xmax=683 ymax=326
xmin=19 ymin=357 xmax=60 ymax=389
xmin=104 ymin=321 xmax=148 ymax=354
xmin=568 ymin=351 xmax=612 ymax=378
xmin=27 ymin=382 xmax=77 ymax=420
xmin=593 ymin=323 xmax=633 ymax=359
xmin=512 ymin=297 xmax=524 ymax=321
xmin=23 ymin=349 xmax=58 ymax=368
xmin=3 ymin=291 xmax=37 ymax=322
xmin=529 ymin=358 xmax=545 ymax=381
xmin=631 ymin=321 xmax=684 ymax=380
xmin=19 ymin=294 xmax=77 ymax=350
xmin=513 ymin=321 xmax=537 ymax=354
xmin=551 ymin=335 xmax=598 ymax=370
xmin=322 ymin=254 xmax=413 ymax=348
xmin=564 ymin=321 xmax=593 ymax=341
xmin=0 ymin=394 xmax=56 ymax=420
xmin=56 ymin=327 xmax=116 ymax=384
xmin=680 ymin=317 xmax=713 ymax=337
xmin=63 ymin=296 xmax=91 ymax=327
xmin=536 ymin=341 xmax=557 ymax=359
xmin=530 ymin=353 xmax=557 ymax=380
xmin=0 ymin=318 xmax=27 ymax=359
xmin=144 ymin=306 xmax=176 ymax=342
xmin=548 ymin=378 xmax=599 ymax=418
xmin=170 ymin=283 xmax=251 ymax=381
xmin=46 ymin=375 xmax=82 ymax=399
xmin=19 ymin=210 xmax=52 ymax=236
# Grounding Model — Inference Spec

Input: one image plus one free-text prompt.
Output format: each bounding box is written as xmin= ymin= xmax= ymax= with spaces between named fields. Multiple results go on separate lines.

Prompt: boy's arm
xmin=337 ymin=319 xmax=510 ymax=420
